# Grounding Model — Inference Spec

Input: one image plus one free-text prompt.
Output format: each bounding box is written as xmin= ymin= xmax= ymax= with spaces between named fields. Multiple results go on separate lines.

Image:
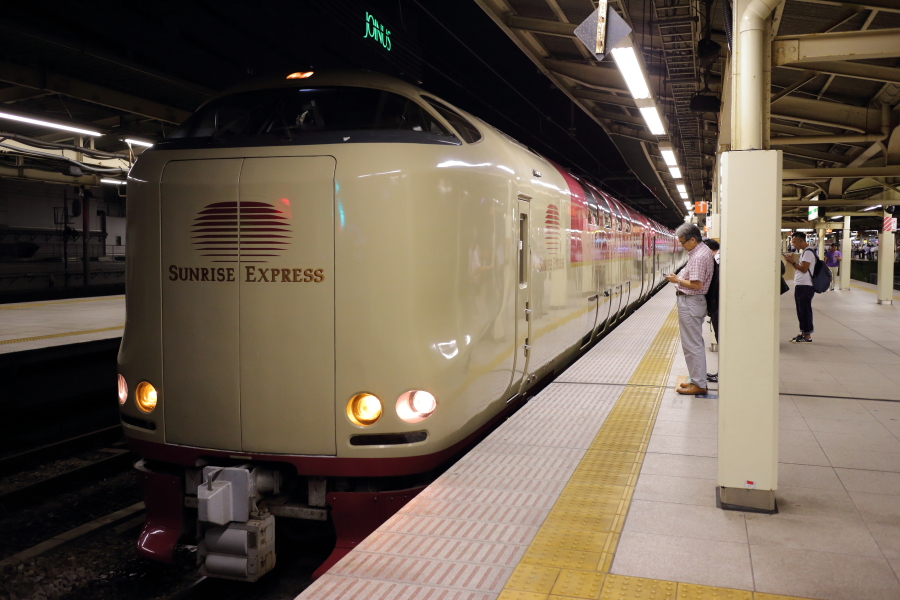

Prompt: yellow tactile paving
xmin=499 ymin=305 xmax=681 ymax=598
xmin=551 ymin=569 xmax=606 ymax=598
xmin=674 ymin=583 xmax=752 ymax=599
xmin=0 ymin=325 xmax=124 ymax=345
xmin=0 ymin=295 xmax=124 ymax=310
xmin=506 ymin=564 xmax=560 ymax=594
xmin=496 ymin=302 xmax=824 ymax=600
xmin=601 ymin=575 xmax=678 ymax=599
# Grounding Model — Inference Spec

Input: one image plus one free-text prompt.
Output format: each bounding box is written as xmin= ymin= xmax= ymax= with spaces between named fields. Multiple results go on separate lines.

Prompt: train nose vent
xmin=191 ymin=201 xmax=292 ymax=264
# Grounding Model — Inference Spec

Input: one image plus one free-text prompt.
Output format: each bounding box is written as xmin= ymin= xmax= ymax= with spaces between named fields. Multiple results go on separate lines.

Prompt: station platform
xmin=300 ymin=283 xmax=900 ymax=600
xmin=0 ymin=295 xmax=124 ymax=354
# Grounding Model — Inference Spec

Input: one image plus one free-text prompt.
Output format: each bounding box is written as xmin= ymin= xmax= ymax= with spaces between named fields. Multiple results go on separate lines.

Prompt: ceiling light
xmin=101 ymin=179 xmax=126 ymax=185
xmin=684 ymin=201 xmax=691 ymax=208
xmin=124 ymin=138 xmax=153 ymax=147
xmin=611 ymin=46 xmax=651 ymax=100
xmin=831 ymin=216 xmax=842 ymax=220
xmin=639 ymin=107 xmax=665 ymax=135
xmin=660 ymin=148 xmax=677 ymax=166
xmin=862 ymin=205 xmax=881 ymax=211
xmin=680 ymin=192 xmax=689 ymax=199
xmin=676 ymin=183 xmax=687 ymax=193
xmin=0 ymin=111 xmax=102 ymax=136
xmin=668 ymin=166 xmax=682 ymax=179
xmin=287 ymin=71 xmax=314 ymax=79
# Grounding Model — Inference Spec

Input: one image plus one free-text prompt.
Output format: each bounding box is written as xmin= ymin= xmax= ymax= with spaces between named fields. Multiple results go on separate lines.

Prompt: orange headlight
xmin=135 ymin=381 xmax=158 ymax=413
xmin=347 ymin=393 xmax=382 ymax=426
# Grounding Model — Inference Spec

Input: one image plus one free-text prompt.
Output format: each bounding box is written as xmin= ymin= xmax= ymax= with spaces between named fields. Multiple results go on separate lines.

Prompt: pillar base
xmin=878 ymin=299 xmax=893 ymax=305
xmin=717 ymin=486 xmax=778 ymax=514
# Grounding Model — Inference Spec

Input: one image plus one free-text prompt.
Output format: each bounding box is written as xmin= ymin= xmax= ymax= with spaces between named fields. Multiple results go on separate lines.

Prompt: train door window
xmin=423 ymin=98 xmax=483 ymax=143
xmin=518 ymin=215 xmax=528 ymax=286
xmin=581 ymin=184 xmax=600 ymax=226
xmin=596 ymin=192 xmax=612 ymax=229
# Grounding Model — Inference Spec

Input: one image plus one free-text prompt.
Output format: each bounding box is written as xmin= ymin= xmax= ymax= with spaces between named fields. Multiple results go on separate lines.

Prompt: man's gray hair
xmin=675 ymin=223 xmax=703 ymax=243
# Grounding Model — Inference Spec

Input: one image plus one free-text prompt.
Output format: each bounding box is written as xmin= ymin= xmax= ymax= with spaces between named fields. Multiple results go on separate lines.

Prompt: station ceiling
xmin=0 ymin=0 xmax=689 ymax=227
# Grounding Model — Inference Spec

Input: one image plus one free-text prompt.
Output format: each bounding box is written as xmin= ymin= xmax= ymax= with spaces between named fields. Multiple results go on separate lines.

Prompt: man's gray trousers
xmin=677 ymin=293 xmax=708 ymax=391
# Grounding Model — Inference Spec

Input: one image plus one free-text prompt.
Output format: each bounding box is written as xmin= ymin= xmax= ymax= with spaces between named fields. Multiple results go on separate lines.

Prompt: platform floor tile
xmin=0 ymin=295 xmax=124 ymax=353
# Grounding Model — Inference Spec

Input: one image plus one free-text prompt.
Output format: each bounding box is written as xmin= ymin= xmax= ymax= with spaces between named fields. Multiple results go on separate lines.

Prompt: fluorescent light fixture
xmin=639 ymin=106 xmax=665 ymax=135
xmin=668 ymin=166 xmax=682 ymax=179
xmin=660 ymin=149 xmax=677 ymax=166
xmin=683 ymin=201 xmax=691 ymax=208
xmin=676 ymin=183 xmax=687 ymax=194
xmin=124 ymin=138 xmax=153 ymax=147
xmin=831 ymin=216 xmax=842 ymax=220
xmin=862 ymin=205 xmax=881 ymax=211
xmin=101 ymin=179 xmax=126 ymax=185
xmin=798 ymin=228 xmax=813 ymax=232
xmin=680 ymin=192 xmax=689 ymax=199
xmin=0 ymin=111 xmax=102 ymax=136
xmin=611 ymin=46 xmax=651 ymax=100
xmin=781 ymin=229 xmax=792 ymax=232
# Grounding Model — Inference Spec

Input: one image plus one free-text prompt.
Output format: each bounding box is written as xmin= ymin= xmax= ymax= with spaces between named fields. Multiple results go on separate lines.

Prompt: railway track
xmin=0 ymin=425 xmax=133 ymax=514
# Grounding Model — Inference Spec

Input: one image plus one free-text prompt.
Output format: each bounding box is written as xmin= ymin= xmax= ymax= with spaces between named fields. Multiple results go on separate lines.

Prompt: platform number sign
xmin=364 ymin=12 xmax=392 ymax=51
xmin=884 ymin=216 xmax=897 ymax=232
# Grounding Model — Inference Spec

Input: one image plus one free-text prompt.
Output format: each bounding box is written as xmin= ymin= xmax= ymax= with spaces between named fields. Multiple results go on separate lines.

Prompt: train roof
xmin=202 ymin=70 xmax=426 ymax=107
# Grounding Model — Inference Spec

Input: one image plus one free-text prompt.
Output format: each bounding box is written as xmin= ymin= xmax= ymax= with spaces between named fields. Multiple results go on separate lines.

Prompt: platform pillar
xmin=840 ymin=216 xmax=851 ymax=290
xmin=877 ymin=212 xmax=894 ymax=304
xmin=717 ymin=150 xmax=781 ymax=512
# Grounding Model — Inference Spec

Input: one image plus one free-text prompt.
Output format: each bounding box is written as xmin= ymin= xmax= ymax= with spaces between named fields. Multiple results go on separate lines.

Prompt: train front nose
xmin=160 ymin=156 xmax=337 ymax=455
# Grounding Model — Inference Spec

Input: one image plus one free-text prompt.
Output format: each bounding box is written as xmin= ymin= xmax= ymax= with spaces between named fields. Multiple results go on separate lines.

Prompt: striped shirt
xmin=677 ymin=242 xmax=715 ymax=295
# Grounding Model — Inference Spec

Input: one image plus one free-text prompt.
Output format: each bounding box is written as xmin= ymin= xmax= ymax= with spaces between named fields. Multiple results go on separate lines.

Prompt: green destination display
xmin=364 ymin=12 xmax=392 ymax=51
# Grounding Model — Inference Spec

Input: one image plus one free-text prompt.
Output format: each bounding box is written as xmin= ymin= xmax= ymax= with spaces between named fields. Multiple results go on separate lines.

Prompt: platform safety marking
xmin=499 ymin=305 xmax=815 ymax=600
xmin=0 ymin=325 xmax=124 ymax=346
xmin=0 ymin=295 xmax=125 ymax=310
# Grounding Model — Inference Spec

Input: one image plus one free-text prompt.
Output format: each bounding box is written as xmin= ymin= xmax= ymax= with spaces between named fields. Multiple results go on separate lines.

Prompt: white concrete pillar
xmin=718 ymin=150 xmax=782 ymax=512
xmin=841 ymin=216 xmax=851 ymax=290
xmin=878 ymin=212 xmax=894 ymax=304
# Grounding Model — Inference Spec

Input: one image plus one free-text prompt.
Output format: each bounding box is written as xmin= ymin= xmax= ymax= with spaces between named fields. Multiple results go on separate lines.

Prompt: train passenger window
xmin=423 ymin=98 xmax=483 ymax=143
xmin=581 ymin=184 xmax=600 ymax=226
xmin=167 ymin=87 xmax=452 ymax=140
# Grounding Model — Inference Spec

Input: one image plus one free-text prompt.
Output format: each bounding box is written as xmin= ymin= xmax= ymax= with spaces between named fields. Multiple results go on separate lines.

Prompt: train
xmin=116 ymin=69 xmax=686 ymax=582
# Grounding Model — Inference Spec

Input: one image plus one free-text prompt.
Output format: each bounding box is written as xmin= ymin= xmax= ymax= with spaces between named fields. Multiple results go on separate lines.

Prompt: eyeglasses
xmin=678 ymin=239 xmax=689 ymax=246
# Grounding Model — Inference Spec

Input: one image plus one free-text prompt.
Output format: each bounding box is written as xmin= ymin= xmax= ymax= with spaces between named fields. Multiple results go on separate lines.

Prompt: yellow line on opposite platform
xmin=849 ymin=283 xmax=900 ymax=300
xmin=0 ymin=295 xmax=125 ymax=310
xmin=0 ymin=325 xmax=124 ymax=346
xmin=497 ymin=304 xmax=813 ymax=600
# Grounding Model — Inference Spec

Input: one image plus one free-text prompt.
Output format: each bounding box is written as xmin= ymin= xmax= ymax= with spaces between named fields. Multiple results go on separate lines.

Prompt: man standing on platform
xmin=665 ymin=224 xmax=715 ymax=395
xmin=784 ymin=231 xmax=816 ymax=343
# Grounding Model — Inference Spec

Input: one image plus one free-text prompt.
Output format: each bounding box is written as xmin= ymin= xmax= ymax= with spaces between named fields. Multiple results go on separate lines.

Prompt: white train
xmin=117 ymin=70 xmax=686 ymax=581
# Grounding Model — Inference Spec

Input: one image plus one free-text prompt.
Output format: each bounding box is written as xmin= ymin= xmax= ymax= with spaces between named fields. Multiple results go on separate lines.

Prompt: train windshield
xmin=167 ymin=87 xmax=454 ymax=144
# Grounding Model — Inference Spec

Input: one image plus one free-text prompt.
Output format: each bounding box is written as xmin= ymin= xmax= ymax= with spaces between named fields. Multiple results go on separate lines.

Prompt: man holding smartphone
xmin=783 ymin=231 xmax=816 ymax=343
xmin=664 ymin=223 xmax=715 ymax=395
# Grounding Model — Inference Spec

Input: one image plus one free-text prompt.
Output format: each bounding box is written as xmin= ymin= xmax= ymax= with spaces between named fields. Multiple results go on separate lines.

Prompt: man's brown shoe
xmin=679 ymin=382 xmax=693 ymax=389
xmin=676 ymin=383 xmax=707 ymax=395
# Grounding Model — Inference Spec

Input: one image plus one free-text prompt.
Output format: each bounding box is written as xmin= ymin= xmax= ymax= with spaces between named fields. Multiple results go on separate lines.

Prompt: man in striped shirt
xmin=664 ymin=223 xmax=716 ymax=395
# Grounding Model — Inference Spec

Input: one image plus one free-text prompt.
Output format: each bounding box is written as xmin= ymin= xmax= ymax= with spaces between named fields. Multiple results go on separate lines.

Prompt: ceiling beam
xmin=0 ymin=86 xmax=52 ymax=103
xmin=783 ymin=166 xmax=900 ymax=179
xmin=504 ymin=15 xmax=577 ymax=37
xmin=572 ymin=89 xmax=636 ymax=108
xmin=773 ymin=28 xmax=900 ymax=65
xmin=771 ymin=96 xmax=882 ymax=133
xmin=778 ymin=61 xmax=900 ymax=85
xmin=0 ymin=60 xmax=192 ymax=124
xmin=791 ymin=0 xmax=900 ymax=14
xmin=778 ymin=146 xmax=853 ymax=164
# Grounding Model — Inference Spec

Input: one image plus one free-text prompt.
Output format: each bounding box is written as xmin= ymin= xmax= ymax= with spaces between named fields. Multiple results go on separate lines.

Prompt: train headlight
xmin=396 ymin=390 xmax=437 ymax=423
xmin=347 ymin=393 xmax=382 ymax=426
xmin=117 ymin=375 xmax=128 ymax=406
xmin=286 ymin=71 xmax=314 ymax=79
xmin=135 ymin=381 xmax=158 ymax=413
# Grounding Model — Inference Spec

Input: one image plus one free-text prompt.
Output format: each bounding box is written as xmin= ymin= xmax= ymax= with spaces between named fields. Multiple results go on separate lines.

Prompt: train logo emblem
xmin=544 ymin=204 xmax=561 ymax=254
xmin=191 ymin=201 xmax=291 ymax=263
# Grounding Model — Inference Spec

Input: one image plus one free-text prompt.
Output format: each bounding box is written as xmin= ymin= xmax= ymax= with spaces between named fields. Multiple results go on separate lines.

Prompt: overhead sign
xmin=694 ymin=201 xmax=708 ymax=214
xmin=884 ymin=216 xmax=897 ymax=232
xmin=575 ymin=3 xmax=632 ymax=61
xmin=808 ymin=205 xmax=818 ymax=220
xmin=364 ymin=12 xmax=392 ymax=51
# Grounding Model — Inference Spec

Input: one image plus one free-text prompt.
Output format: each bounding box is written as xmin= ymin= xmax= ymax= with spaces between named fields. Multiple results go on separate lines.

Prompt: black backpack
xmin=806 ymin=249 xmax=831 ymax=293
xmin=705 ymin=260 xmax=719 ymax=315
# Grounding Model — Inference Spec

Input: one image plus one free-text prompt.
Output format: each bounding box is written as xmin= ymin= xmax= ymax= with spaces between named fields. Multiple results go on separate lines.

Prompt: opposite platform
xmin=0 ymin=295 xmax=124 ymax=354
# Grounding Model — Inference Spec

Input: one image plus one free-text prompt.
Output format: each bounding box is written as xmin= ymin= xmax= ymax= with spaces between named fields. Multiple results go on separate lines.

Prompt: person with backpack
xmin=783 ymin=231 xmax=817 ymax=343
xmin=703 ymin=239 xmax=720 ymax=383
xmin=664 ymin=223 xmax=715 ymax=394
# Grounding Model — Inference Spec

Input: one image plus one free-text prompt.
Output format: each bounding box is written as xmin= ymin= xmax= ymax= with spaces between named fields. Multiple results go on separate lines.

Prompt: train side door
xmin=510 ymin=197 xmax=532 ymax=393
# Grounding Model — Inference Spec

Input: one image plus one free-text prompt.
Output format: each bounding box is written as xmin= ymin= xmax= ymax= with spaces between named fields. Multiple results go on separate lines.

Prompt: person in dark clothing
xmin=784 ymin=232 xmax=816 ymax=343
xmin=703 ymin=239 xmax=720 ymax=382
